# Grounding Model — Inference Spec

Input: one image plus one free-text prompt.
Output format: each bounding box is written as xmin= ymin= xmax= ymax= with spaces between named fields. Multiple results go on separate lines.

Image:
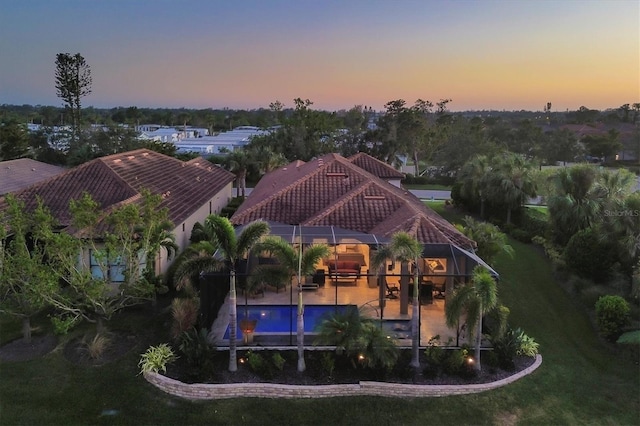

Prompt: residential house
xmin=220 ymin=152 xmax=493 ymax=346
xmin=0 ymin=149 xmax=235 ymax=277
xmin=0 ymin=158 xmax=66 ymax=195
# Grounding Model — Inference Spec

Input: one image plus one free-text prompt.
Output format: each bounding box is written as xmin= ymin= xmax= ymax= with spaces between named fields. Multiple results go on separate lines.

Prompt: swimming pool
xmin=223 ymin=304 xmax=357 ymax=338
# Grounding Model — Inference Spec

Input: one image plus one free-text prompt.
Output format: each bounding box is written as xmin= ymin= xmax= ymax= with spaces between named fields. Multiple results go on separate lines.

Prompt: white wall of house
xmin=156 ymin=182 xmax=234 ymax=275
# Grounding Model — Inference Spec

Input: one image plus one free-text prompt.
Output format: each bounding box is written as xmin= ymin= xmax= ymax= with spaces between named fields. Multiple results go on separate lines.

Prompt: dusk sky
xmin=1 ymin=0 xmax=638 ymax=112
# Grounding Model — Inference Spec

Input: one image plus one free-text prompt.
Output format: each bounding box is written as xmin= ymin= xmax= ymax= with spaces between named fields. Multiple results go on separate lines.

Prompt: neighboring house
xmin=176 ymin=126 xmax=270 ymax=156
xmin=0 ymin=149 xmax=235 ymax=276
xmin=347 ymin=152 xmax=405 ymax=187
xmin=140 ymin=128 xmax=183 ymax=143
xmin=0 ymin=158 xmax=66 ymax=195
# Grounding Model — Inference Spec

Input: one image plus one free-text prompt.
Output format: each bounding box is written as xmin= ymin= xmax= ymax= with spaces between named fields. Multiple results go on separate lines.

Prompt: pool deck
xmin=211 ymin=275 xmax=460 ymax=347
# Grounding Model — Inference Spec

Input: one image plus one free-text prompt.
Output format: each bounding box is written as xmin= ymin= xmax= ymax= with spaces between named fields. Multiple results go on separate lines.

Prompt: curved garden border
xmin=144 ymin=354 xmax=542 ymax=400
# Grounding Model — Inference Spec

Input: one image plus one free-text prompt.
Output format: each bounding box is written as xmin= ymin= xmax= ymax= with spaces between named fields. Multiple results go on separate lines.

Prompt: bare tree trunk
xmin=96 ymin=317 xmax=106 ymax=334
xmin=22 ymin=317 xmax=32 ymax=343
xmin=410 ymin=267 xmax=420 ymax=369
xmin=228 ymin=271 xmax=238 ymax=372
xmin=297 ymin=286 xmax=305 ymax=372
xmin=474 ymin=309 xmax=482 ymax=372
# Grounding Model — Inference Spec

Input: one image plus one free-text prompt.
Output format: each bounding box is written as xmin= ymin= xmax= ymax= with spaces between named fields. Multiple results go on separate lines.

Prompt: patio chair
xmin=384 ymin=276 xmax=399 ymax=299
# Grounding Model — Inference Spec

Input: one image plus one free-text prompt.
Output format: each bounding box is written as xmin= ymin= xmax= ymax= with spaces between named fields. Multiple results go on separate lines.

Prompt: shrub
xmin=423 ymin=336 xmax=446 ymax=378
xmin=516 ymin=331 xmax=540 ymax=357
xmin=315 ymin=310 xmax=398 ymax=371
xmin=443 ymin=347 xmax=469 ymax=376
xmin=178 ymin=328 xmax=216 ymax=377
xmin=320 ymin=352 xmax=336 ymax=378
xmin=83 ymin=333 xmax=111 ymax=360
xmin=566 ymin=275 xmax=596 ymax=294
xmin=245 ymin=351 xmax=272 ymax=378
xmin=579 ymin=284 xmax=611 ymax=308
xmin=424 ymin=336 xmax=446 ymax=366
xmin=271 ymin=352 xmax=286 ymax=371
xmin=532 ymin=236 xmax=566 ymax=272
xmin=506 ymin=226 xmax=531 ymax=243
xmin=357 ymin=322 xmax=399 ymax=372
xmin=595 ymin=295 xmax=631 ymax=341
xmin=490 ymin=329 xmax=519 ymax=371
xmin=170 ymin=297 xmax=200 ymax=340
xmin=139 ymin=344 xmax=177 ymax=374
xmin=519 ymin=208 xmax=549 ymax=240
xmin=564 ymin=228 xmax=616 ymax=283
xmin=50 ymin=314 xmax=79 ymax=335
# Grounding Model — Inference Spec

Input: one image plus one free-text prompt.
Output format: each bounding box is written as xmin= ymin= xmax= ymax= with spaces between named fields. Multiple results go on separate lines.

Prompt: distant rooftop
xmin=0 ymin=158 xmax=66 ymax=195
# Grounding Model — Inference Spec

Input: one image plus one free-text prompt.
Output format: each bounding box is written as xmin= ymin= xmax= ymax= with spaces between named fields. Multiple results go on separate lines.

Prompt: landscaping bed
xmin=163 ymin=348 xmax=536 ymax=387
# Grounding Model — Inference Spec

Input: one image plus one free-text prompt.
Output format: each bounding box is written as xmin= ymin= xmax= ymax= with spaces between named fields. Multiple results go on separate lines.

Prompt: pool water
xmin=223 ymin=304 xmax=357 ymax=338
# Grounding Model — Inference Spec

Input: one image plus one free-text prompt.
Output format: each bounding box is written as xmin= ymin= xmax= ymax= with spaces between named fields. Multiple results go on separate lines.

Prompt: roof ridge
xmin=233 ymin=157 xmax=332 ymax=222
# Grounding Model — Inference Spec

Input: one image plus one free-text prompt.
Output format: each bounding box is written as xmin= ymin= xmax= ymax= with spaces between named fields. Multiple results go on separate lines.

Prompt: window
xmin=90 ymin=250 xmax=125 ymax=282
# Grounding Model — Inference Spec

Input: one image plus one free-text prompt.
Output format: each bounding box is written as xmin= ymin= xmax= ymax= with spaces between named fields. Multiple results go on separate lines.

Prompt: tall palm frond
xmin=445 ymin=266 xmax=498 ymax=372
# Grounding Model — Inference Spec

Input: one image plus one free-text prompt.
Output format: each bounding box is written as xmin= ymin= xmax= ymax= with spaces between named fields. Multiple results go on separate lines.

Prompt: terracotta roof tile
xmin=0 ymin=158 xmax=66 ymax=195
xmin=232 ymin=153 xmax=473 ymax=248
xmin=347 ymin=152 xmax=405 ymax=179
xmin=0 ymin=149 xmax=234 ymax=231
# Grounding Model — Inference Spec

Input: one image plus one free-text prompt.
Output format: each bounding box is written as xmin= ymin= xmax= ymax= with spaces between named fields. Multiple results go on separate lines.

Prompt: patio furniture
xmin=312 ymin=269 xmax=325 ymax=287
xmin=409 ymin=282 xmax=434 ymax=304
xmin=327 ymin=260 xmax=361 ymax=286
xmin=384 ymin=276 xmax=399 ymax=299
xmin=427 ymin=276 xmax=446 ymax=299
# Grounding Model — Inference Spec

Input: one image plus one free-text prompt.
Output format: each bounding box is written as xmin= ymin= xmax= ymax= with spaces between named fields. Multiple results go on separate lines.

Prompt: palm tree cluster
xmin=454 ymin=152 xmax=537 ymax=224
xmin=547 ymin=165 xmax=639 ymax=293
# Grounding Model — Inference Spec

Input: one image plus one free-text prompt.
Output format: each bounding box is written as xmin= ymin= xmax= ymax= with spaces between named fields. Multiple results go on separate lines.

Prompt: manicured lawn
xmin=1 ymin=208 xmax=638 ymax=424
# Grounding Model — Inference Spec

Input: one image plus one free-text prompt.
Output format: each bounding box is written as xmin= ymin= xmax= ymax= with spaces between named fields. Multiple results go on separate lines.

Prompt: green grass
xmin=1 ymin=214 xmax=639 ymax=424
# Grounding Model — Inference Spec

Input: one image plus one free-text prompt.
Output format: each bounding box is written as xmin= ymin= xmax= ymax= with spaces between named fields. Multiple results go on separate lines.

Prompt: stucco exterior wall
xmin=156 ymin=182 xmax=233 ymax=274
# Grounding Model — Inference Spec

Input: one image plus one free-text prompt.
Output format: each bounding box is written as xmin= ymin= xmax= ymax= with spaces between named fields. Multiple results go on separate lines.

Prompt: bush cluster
xmin=243 ymin=350 xmax=287 ymax=379
xmin=595 ymin=295 xmax=631 ymax=341
xmin=564 ymin=228 xmax=616 ymax=283
xmin=422 ymin=337 xmax=475 ymax=378
xmin=178 ymin=328 xmax=217 ymax=378
xmin=489 ymin=328 xmax=540 ymax=371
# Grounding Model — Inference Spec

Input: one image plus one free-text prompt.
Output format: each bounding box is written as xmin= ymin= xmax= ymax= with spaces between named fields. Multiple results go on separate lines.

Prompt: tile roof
xmin=0 ymin=158 xmax=66 ymax=195
xmin=231 ymin=152 xmax=473 ymax=249
xmin=347 ymin=152 xmax=405 ymax=179
xmin=0 ymin=149 xmax=234 ymax=231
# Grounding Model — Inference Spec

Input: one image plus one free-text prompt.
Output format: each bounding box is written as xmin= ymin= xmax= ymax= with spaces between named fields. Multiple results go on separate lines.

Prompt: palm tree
xmin=456 ymin=216 xmax=514 ymax=267
xmin=488 ymin=153 xmax=537 ymax=224
xmin=225 ymin=149 xmax=251 ymax=198
xmin=547 ymin=165 xmax=600 ymax=245
xmin=173 ymin=215 xmax=269 ymax=372
xmin=445 ymin=266 xmax=498 ymax=372
xmin=250 ymin=236 xmax=329 ymax=372
xmin=247 ymin=145 xmax=287 ymax=174
xmin=371 ymin=232 xmax=423 ymax=368
xmin=458 ymin=155 xmax=491 ymax=218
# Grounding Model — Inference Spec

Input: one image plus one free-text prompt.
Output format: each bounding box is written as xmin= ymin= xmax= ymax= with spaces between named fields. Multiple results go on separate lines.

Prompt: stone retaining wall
xmin=144 ymin=355 xmax=542 ymax=400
